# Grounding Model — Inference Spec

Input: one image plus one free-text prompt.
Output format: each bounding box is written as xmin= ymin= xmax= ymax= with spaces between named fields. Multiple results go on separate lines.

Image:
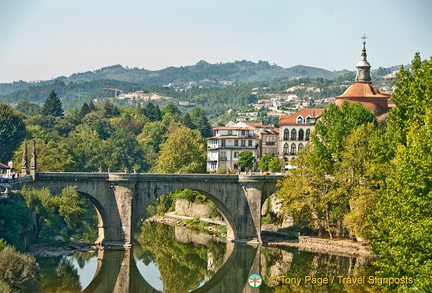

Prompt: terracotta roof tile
xmin=336 ymin=82 xmax=391 ymax=99
xmin=279 ymin=108 xmax=325 ymax=125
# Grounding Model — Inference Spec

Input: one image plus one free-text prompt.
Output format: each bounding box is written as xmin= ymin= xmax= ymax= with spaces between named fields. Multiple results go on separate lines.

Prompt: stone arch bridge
xmin=25 ymin=172 xmax=282 ymax=246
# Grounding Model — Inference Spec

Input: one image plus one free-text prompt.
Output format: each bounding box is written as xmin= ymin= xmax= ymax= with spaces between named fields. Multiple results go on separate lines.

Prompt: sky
xmin=0 ymin=0 xmax=431 ymax=83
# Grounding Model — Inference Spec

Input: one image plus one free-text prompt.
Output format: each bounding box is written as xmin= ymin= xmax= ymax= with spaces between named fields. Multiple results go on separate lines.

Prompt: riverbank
xmin=148 ymin=215 xmax=373 ymax=258
xmin=29 ymin=241 xmax=96 ymax=258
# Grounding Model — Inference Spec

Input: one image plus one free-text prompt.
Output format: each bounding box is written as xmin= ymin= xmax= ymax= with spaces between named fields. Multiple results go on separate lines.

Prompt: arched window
xmin=298 ymin=129 xmax=304 ymax=140
xmin=298 ymin=143 xmax=304 ymax=152
xmin=290 ymin=143 xmax=296 ymax=155
xmin=297 ymin=116 xmax=303 ymax=124
xmin=291 ymin=129 xmax=297 ymax=140
xmin=283 ymin=128 xmax=289 ymax=140
xmin=305 ymin=129 xmax=311 ymax=141
xmin=283 ymin=143 xmax=289 ymax=155
xmin=306 ymin=116 xmax=312 ymax=123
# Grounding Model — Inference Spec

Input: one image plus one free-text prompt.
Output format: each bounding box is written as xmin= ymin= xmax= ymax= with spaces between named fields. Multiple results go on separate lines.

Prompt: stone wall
xmin=175 ymin=198 xmax=211 ymax=218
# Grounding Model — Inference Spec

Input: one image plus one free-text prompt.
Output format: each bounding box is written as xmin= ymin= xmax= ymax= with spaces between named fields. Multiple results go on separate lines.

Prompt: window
xmin=291 ymin=129 xmax=297 ymax=140
xmin=241 ymin=130 xmax=246 ymax=136
xmin=284 ymin=129 xmax=289 ymax=140
xmin=241 ymin=140 xmax=245 ymax=147
xmin=220 ymin=151 xmax=227 ymax=161
xmin=306 ymin=116 xmax=312 ymax=123
xmin=248 ymin=140 xmax=252 ymax=146
xmin=306 ymin=129 xmax=311 ymax=141
xmin=298 ymin=129 xmax=304 ymax=140
xmin=297 ymin=116 xmax=303 ymax=124
xmin=228 ymin=130 xmax=232 ymax=135
xmin=291 ymin=143 xmax=296 ymax=155
xmin=234 ymin=152 xmax=239 ymax=158
xmin=298 ymin=143 xmax=304 ymax=152
xmin=234 ymin=140 xmax=239 ymax=146
xmin=283 ymin=143 xmax=289 ymax=155
xmin=221 ymin=139 xmax=226 ymax=147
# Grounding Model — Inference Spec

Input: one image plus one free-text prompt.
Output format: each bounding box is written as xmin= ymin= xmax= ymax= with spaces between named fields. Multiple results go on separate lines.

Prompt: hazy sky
xmin=1 ymin=0 xmax=431 ymax=83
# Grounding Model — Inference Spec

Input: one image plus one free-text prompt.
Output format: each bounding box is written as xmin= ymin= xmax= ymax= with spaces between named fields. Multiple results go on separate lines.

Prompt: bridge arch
xmin=76 ymin=191 xmax=108 ymax=245
xmin=138 ymin=187 xmax=237 ymax=240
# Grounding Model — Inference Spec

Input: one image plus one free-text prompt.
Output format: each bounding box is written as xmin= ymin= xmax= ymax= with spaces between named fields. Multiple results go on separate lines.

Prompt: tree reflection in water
xmin=134 ymin=221 xmax=226 ymax=293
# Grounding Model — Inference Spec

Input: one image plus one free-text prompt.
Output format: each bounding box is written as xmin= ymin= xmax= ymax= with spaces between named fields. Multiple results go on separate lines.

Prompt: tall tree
xmin=154 ymin=123 xmax=206 ymax=173
xmin=367 ymin=54 xmax=432 ymax=291
xmin=42 ymin=90 xmax=64 ymax=117
xmin=0 ymin=103 xmax=26 ymax=162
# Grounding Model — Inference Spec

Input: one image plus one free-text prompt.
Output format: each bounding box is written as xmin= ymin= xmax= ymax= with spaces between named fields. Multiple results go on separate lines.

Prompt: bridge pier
xmin=111 ymin=184 xmax=135 ymax=247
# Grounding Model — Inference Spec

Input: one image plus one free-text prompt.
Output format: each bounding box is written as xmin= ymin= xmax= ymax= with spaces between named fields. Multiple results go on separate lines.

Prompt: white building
xmin=207 ymin=126 xmax=260 ymax=172
xmin=278 ymin=108 xmax=324 ymax=164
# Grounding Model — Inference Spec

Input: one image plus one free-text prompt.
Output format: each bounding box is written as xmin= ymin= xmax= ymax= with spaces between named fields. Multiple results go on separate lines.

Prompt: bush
xmin=0 ymin=246 xmax=40 ymax=292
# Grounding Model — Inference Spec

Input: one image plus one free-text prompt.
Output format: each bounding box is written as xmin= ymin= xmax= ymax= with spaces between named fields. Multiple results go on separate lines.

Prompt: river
xmin=37 ymin=222 xmax=378 ymax=292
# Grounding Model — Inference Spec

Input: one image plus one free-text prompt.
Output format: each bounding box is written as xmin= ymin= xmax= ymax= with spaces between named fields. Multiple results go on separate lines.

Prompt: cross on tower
xmin=362 ymin=34 xmax=368 ymax=45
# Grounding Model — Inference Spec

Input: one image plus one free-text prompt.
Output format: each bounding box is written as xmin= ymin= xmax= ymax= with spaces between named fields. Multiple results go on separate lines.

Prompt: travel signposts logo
xmin=248 ymin=273 xmax=263 ymax=288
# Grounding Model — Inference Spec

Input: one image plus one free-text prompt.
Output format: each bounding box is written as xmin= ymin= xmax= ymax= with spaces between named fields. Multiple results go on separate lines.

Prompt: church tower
xmin=334 ymin=37 xmax=391 ymax=118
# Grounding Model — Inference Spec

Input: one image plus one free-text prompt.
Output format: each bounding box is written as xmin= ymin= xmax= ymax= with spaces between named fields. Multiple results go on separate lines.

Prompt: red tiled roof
xmin=279 ymin=108 xmax=325 ymax=124
xmin=336 ymin=82 xmax=391 ymax=99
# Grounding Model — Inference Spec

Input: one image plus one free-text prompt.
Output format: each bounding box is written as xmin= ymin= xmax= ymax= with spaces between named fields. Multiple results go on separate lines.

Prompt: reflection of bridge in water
xmin=83 ymin=243 xmax=260 ymax=293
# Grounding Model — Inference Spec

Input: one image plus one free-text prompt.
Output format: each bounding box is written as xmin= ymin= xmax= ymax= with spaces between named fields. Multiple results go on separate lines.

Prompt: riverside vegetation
xmin=0 ymin=54 xmax=430 ymax=292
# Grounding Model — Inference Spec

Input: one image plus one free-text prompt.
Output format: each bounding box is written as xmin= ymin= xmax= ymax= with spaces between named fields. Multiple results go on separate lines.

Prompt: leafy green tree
xmin=42 ymin=90 xmax=64 ymax=117
xmin=0 ymin=245 xmax=39 ymax=292
xmin=367 ymin=54 xmax=432 ymax=291
xmin=15 ymin=99 xmax=41 ymax=116
xmin=0 ymin=103 xmax=26 ymax=162
xmin=237 ymin=150 xmax=255 ymax=171
xmin=154 ymin=123 xmax=206 ymax=173
xmin=268 ymin=157 xmax=282 ymax=172
xmin=101 ymin=100 xmax=120 ymax=118
xmin=276 ymin=102 xmax=377 ymax=238
xmin=258 ymin=154 xmax=273 ymax=171
xmin=335 ymin=123 xmax=379 ymax=240
xmin=0 ymin=196 xmax=31 ymax=250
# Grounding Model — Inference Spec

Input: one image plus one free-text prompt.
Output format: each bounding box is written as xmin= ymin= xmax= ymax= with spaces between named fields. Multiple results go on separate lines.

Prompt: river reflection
xmin=38 ymin=222 xmax=377 ymax=293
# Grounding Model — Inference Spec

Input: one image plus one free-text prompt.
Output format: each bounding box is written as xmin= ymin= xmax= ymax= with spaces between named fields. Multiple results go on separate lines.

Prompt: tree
xmin=154 ymin=123 xmax=207 ymax=173
xmin=196 ymin=112 xmax=212 ymax=138
xmin=181 ymin=113 xmax=196 ymax=129
xmin=237 ymin=150 xmax=255 ymax=171
xmin=79 ymin=102 xmax=90 ymax=119
xmin=0 ymin=244 xmax=39 ymax=292
xmin=367 ymin=54 xmax=432 ymax=291
xmin=258 ymin=154 xmax=273 ymax=171
xmin=143 ymin=102 xmax=162 ymax=122
xmin=276 ymin=101 xmax=378 ymax=238
xmin=42 ymin=90 xmax=64 ymax=117
xmin=268 ymin=157 xmax=282 ymax=172
xmin=0 ymin=103 xmax=26 ymax=162
xmin=15 ymin=99 xmax=41 ymax=116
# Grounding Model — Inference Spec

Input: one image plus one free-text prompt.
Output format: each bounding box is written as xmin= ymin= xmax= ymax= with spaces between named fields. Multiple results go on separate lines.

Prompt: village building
xmin=206 ymin=121 xmax=279 ymax=172
xmin=278 ymin=108 xmax=324 ymax=165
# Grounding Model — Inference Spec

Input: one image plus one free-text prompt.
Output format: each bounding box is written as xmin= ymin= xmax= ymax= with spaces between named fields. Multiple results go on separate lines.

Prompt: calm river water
xmin=37 ymin=222 xmax=377 ymax=292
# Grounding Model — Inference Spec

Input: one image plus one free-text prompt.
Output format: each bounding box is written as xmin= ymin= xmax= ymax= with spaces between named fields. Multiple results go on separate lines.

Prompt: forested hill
xmin=62 ymin=61 xmax=348 ymax=85
xmin=0 ymin=60 xmax=348 ymax=95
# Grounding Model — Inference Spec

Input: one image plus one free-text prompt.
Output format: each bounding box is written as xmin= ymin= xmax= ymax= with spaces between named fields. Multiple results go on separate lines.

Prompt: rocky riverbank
xmin=29 ymin=241 xmax=96 ymax=258
xmin=145 ymin=215 xmax=227 ymax=238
